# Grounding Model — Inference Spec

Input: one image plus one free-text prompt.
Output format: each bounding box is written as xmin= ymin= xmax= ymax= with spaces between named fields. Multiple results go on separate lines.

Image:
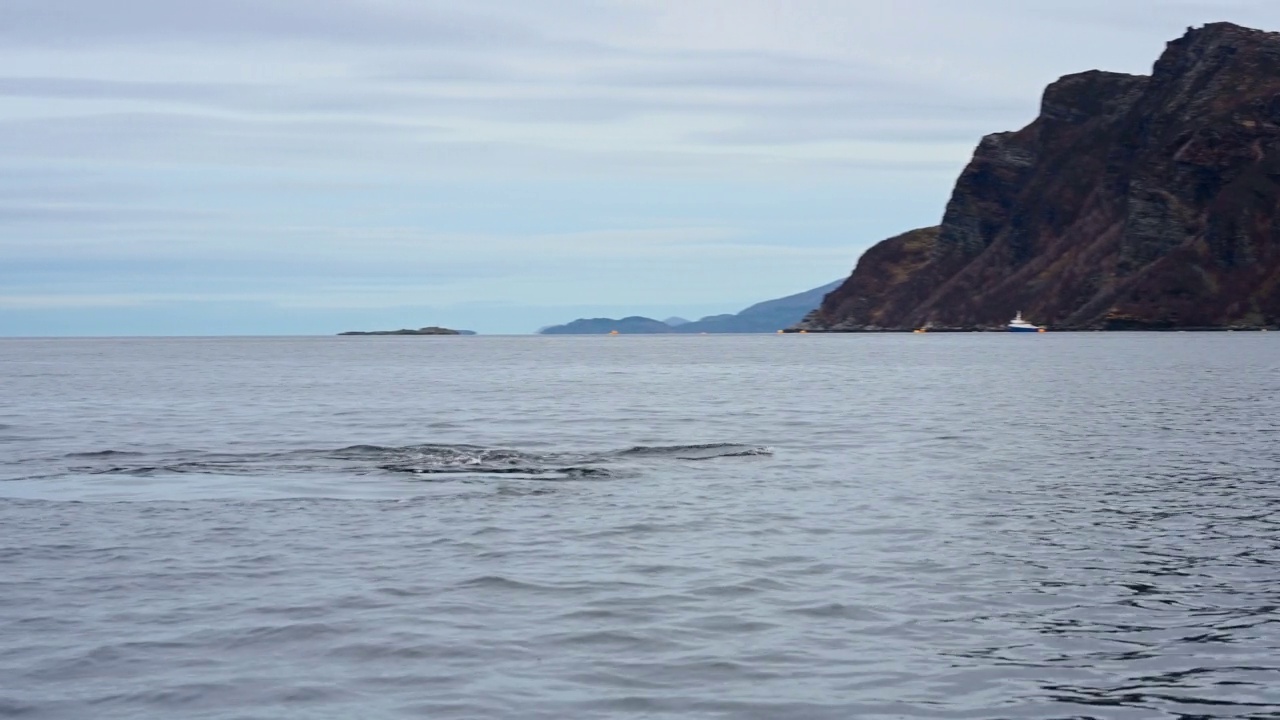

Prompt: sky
xmin=3 ymin=0 xmax=1279 ymax=335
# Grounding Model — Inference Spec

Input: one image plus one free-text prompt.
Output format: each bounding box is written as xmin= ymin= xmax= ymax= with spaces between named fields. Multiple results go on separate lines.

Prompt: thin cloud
xmin=1 ymin=0 xmax=535 ymax=47
xmin=0 ymin=202 xmax=220 ymax=225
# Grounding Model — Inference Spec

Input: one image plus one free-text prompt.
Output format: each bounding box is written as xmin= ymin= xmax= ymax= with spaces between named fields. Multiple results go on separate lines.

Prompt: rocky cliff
xmin=798 ymin=23 xmax=1280 ymax=331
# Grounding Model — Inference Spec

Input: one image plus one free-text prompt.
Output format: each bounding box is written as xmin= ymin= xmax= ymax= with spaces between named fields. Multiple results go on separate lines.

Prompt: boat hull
xmin=1008 ymin=326 xmax=1041 ymax=332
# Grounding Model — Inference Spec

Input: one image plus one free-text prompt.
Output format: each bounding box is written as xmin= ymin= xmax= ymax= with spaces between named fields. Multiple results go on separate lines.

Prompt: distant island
xmin=793 ymin=23 xmax=1280 ymax=332
xmin=538 ymin=280 xmax=841 ymax=334
xmin=338 ymin=326 xmax=476 ymax=336
xmin=542 ymin=317 xmax=673 ymax=334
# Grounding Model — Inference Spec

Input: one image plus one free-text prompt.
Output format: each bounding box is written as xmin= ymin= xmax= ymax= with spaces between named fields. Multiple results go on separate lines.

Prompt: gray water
xmin=2 ymin=334 xmax=1279 ymax=719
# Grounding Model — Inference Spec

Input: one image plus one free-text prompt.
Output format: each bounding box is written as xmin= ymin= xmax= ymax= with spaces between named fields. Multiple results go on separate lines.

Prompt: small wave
xmin=65 ymin=450 xmax=145 ymax=459
xmin=331 ymin=443 xmax=538 ymax=465
xmin=691 ymin=577 xmax=790 ymax=598
xmin=326 ymin=444 xmax=398 ymax=458
xmin=82 ymin=465 xmax=162 ymax=476
xmin=556 ymin=466 xmax=613 ymax=478
xmin=0 ymin=700 xmax=35 ymax=716
xmin=617 ymin=442 xmax=745 ymax=456
xmin=494 ymin=485 xmax=559 ymax=497
xmin=379 ymin=465 xmax=543 ymax=475
xmin=80 ymin=462 xmax=266 ymax=477
xmin=220 ymin=623 xmax=346 ymax=650
xmin=0 ymin=472 xmax=66 ymax=483
xmin=681 ymin=448 xmax=774 ymax=460
xmin=786 ymin=602 xmax=888 ymax=621
xmin=456 ymin=575 xmax=559 ymax=592
xmin=616 ymin=443 xmax=773 ymax=460
xmin=380 ymin=464 xmax=613 ymax=480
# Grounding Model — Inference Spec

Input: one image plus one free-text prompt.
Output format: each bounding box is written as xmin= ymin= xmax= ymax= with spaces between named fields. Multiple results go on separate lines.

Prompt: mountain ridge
xmin=538 ymin=280 xmax=841 ymax=334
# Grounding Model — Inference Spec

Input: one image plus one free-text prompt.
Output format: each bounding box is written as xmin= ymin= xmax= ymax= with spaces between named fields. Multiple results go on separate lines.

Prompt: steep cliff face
xmin=801 ymin=23 xmax=1280 ymax=331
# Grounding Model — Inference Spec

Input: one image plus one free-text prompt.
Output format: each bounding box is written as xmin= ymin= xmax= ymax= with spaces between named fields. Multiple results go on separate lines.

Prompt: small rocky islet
xmin=337 ymin=326 xmax=475 ymax=336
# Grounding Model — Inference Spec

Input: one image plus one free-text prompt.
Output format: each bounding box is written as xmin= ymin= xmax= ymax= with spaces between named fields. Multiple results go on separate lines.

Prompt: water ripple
xmin=1 ymin=335 xmax=1279 ymax=719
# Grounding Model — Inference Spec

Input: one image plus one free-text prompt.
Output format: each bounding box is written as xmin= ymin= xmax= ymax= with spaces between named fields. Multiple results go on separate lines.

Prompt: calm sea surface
xmin=2 ymin=334 xmax=1279 ymax=719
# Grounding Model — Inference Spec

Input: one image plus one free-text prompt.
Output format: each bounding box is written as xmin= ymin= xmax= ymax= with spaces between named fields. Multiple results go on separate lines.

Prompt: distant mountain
xmin=673 ymin=280 xmax=842 ymax=333
xmin=538 ymin=316 xmax=673 ymax=335
xmin=536 ymin=281 xmax=841 ymax=334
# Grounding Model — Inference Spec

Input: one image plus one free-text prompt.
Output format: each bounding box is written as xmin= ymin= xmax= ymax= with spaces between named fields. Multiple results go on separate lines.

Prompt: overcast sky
xmin=3 ymin=0 xmax=1278 ymax=335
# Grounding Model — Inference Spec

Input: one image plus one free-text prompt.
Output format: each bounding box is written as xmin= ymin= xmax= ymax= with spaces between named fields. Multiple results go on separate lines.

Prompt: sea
xmin=1 ymin=334 xmax=1278 ymax=719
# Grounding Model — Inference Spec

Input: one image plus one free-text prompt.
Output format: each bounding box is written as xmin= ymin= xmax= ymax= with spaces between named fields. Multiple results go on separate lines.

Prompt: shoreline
xmin=783 ymin=326 xmax=1277 ymax=333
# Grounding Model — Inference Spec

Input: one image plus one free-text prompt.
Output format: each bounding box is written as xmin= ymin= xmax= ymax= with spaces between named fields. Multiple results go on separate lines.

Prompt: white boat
xmin=1008 ymin=311 xmax=1043 ymax=333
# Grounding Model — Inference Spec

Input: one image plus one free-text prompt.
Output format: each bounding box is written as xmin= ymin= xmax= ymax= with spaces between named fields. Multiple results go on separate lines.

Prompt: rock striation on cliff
xmin=797 ymin=23 xmax=1280 ymax=331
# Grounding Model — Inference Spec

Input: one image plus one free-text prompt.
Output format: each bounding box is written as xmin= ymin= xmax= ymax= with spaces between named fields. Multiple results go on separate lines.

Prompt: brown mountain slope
xmin=798 ymin=22 xmax=1280 ymax=331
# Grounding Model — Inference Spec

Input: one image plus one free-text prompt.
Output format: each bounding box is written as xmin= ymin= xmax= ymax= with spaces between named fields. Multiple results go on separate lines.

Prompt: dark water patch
xmin=0 ymin=699 xmax=38 ymax=716
xmin=38 ymin=440 xmax=765 ymax=486
xmin=681 ymin=614 xmax=777 ymax=634
xmin=359 ymin=672 xmax=470 ymax=689
xmin=381 ymin=464 xmax=555 ymax=476
xmin=330 ymin=443 xmax=515 ymax=460
xmin=220 ymin=622 xmax=347 ymax=650
xmin=65 ymin=449 xmax=145 ymax=459
xmin=325 ymin=641 xmax=464 ymax=662
xmin=786 ymin=602 xmax=888 ymax=621
xmin=394 ymin=700 xmax=501 ymax=719
xmin=86 ymin=682 xmax=235 ymax=709
xmin=556 ymin=466 xmax=614 ymax=478
xmin=690 ymin=577 xmax=791 ymax=598
xmin=681 ymin=448 xmax=774 ymax=460
xmin=0 ymin=472 xmax=66 ymax=483
xmin=557 ymin=607 xmax=632 ymax=622
xmin=379 ymin=463 xmax=614 ymax=480
xmin=81 ymin=465 xmax=164 ymax=476
xmin=455 ymin=575 xmax=562 ymax=593
xmin=492 ymin=485 xmax=560 ymax=497
xmin=539 ymin=629 xmax=689 ymax=652
xmin=564 ymin=669 xmax=669 ymax=690
xmin=624 ymin=563 xmax=701 ymax=577
xmin=615 ymin=442 xmax=773 ymax=460
xmin=323 ymin=443 xmax=394 ymax=457
xmin=582 ymin=521 xmax=685 ymax=538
